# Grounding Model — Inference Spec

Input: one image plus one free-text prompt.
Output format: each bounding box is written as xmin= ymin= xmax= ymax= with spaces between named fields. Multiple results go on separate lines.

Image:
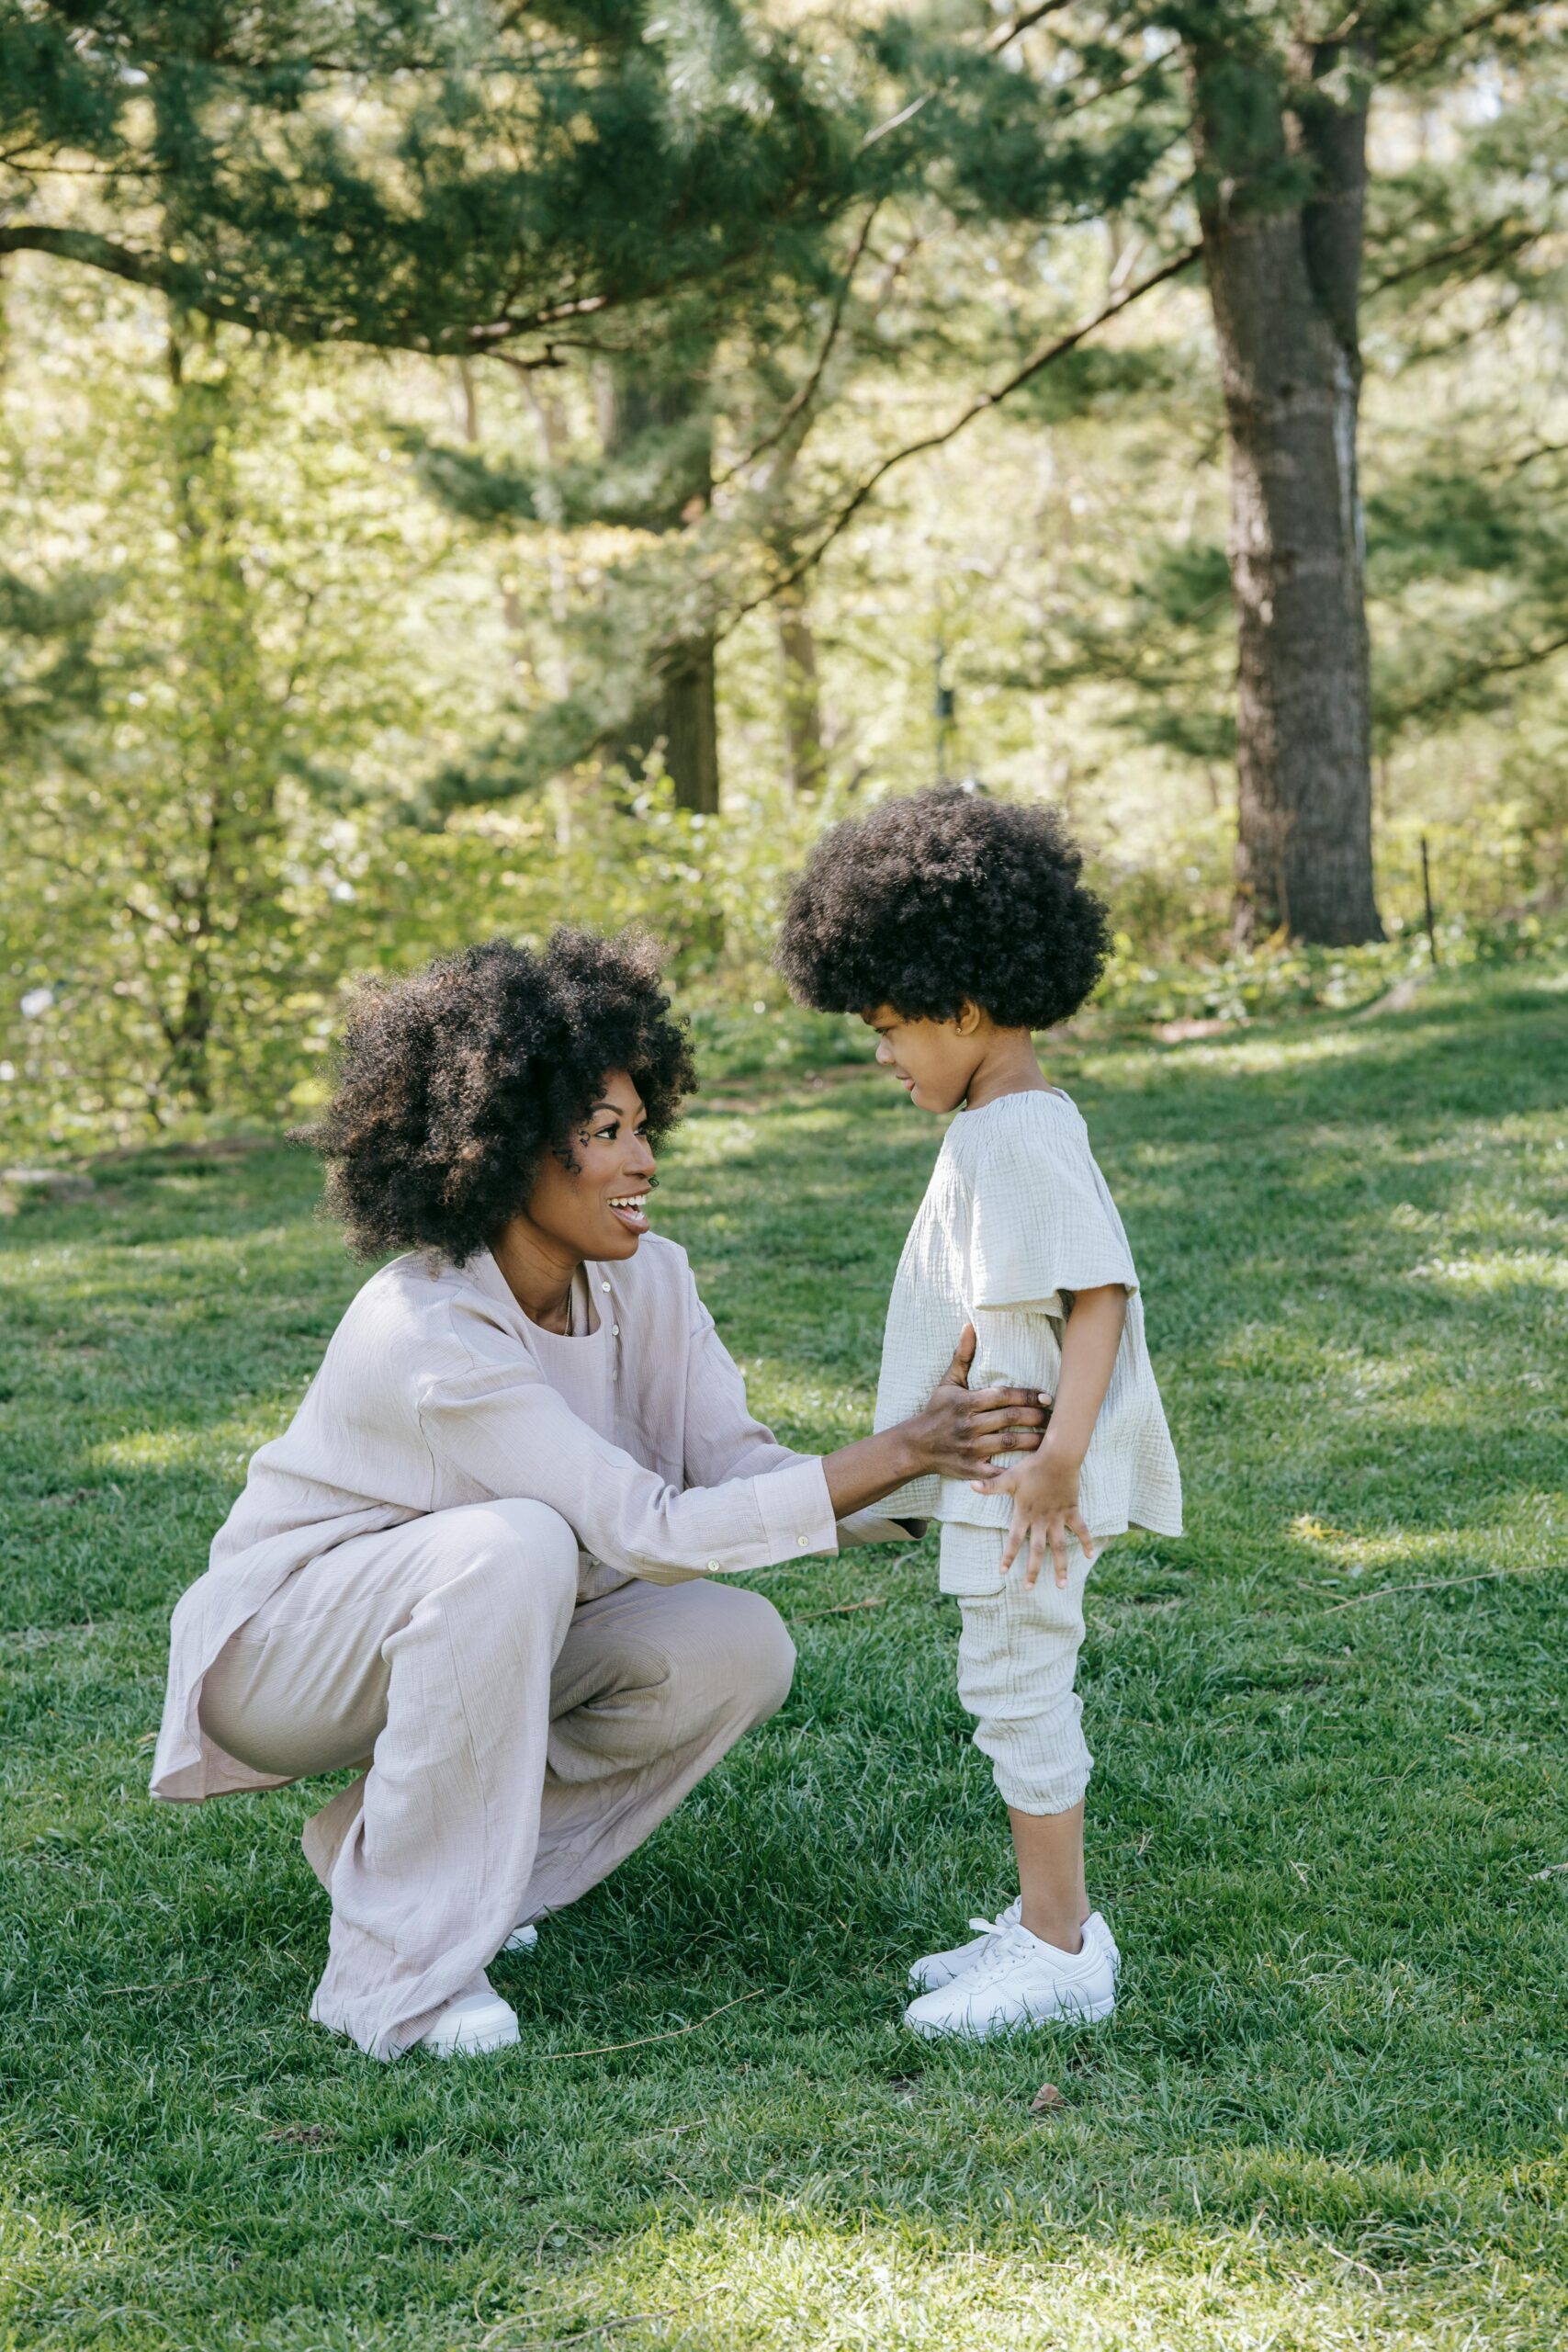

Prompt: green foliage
xmin=0 ymin=0 xmax=862 ymax=352
xmin=0 ymin=284 xmax=480 ymax=1148
xmin=4 ymin=0 xmax=1567 ymax=1142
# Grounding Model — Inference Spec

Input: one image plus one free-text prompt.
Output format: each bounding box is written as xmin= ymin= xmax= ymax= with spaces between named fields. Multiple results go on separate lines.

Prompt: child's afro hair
xmin=299 ymin=929 xmax=694 ymax=1263
xmin=775 ymin=786 xmax=1111 ymax=1029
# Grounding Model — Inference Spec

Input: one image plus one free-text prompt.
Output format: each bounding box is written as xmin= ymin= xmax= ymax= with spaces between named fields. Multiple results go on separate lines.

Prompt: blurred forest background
xmin=3 ymin=0 xmax=1565 ymax=1155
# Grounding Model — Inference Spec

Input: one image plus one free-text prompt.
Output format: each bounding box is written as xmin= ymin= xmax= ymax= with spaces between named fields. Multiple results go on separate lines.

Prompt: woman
xmin=151 ymin=932 xmax=1048 ymax=2060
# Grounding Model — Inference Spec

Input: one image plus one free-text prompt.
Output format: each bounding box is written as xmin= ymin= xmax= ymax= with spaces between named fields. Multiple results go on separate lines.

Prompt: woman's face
xmin=524 ymin=1069 xmax=657 ymax=1262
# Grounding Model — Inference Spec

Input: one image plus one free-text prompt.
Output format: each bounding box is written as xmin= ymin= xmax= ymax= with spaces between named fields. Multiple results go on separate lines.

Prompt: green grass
xmin=3 ymin=962 xmax=1567 ymax=2351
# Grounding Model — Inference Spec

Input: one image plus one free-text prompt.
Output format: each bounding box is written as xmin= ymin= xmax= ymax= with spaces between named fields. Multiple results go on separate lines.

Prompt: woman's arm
xmin=680 ymin=1292 xmax=1039 ymax=1537
xmin=419 ymin=1311 xmax=1045 ymax=1585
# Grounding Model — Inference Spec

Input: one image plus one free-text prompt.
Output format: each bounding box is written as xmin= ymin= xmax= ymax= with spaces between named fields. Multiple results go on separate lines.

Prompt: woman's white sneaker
xmin=908 ymin=1902 xmax=1120 ymax=1993
xmin=415 ymin=1978 xmax=520 ymax=2057
xmin=502 ymin=1921 xmax=539 ymax=1955
xmin=902 ymin=1921 xmax=1116 ymax=2039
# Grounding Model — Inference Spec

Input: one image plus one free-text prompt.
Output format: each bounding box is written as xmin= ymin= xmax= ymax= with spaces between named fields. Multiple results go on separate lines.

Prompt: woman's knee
xmin=712 ymin=1586 xmax=796 ymax=1726
xmin=439 ymin=1498 xmax=580 ymax=1620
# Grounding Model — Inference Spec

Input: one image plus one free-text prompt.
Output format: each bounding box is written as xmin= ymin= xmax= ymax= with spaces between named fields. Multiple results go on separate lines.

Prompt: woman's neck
xmin=491 ymin=1216 xmax=584 ymax=1334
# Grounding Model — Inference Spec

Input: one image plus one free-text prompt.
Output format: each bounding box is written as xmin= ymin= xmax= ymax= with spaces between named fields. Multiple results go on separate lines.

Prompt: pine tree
xmin=6 ymin=2 xmax=1559 ymax=942
xmin=849 ymin=2 xmax=1555 ymax=940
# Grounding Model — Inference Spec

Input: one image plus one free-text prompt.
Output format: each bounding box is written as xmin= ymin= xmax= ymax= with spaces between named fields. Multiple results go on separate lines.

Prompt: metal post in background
xmin=1420 ymin=834 xmax=1439 ymax=967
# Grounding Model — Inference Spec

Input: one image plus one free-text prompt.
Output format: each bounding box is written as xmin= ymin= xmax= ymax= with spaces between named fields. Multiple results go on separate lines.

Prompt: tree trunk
xmin=775 ymin=582 xmax=826 ymax=796
xmin=658 ymin=636 xmax=721 ymax=813
xmin=600 ymin=362 xmax=720 ymax=814
xmin=1193 ymin=42 xmax=1384 ymax=944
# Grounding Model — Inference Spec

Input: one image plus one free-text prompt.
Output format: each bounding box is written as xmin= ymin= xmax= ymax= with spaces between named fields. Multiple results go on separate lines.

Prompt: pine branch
xmin=1389 ymin=626 xmax=1568 ymax=726
xmin=859 ymin=0 xmax=1072 ymax=152
xmin=711 ymin=200 xmax=884 ymax=493
xmin=1384 ymin=0 xmax=1540 ymax=82
xmin=1363 ymin=217 xmax=1541 ymax=300
xmin=723 ymin=243 xmax=1201 ymax=631
xmin=0 ymin=226 xmax=171 ymax=294
xmin=1481 ymin=436 xmax=1568 ymax=476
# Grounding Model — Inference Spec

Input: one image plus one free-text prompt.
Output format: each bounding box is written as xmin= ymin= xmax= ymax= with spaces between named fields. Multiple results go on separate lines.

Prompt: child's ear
xmin=954 ymin=1001 xmax=984 ymax=1036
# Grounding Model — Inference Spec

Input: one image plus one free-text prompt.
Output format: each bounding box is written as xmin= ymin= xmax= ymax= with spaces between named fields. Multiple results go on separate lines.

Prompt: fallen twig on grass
xmin=96 ymin=1975 xmax=212 ymax=1997
xmin=530 ymin=1989 xmax=765 ymax=2064
xmin=1325 ymin=1568 xmax=1523 ymax=1611
xmin=790 ymin=1595 xmax=886 ymax=1621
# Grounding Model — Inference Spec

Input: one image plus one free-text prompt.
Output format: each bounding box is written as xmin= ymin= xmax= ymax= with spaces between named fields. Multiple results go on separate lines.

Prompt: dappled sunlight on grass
xmin=2 ymin=961 xmax=1566 ymax=2347
xmin=1405 ymin=1250 xmax=1568 ymax=1295
xmin=475 ymin=2193 xmax=1562 ymax=2351
xmin=88 ymin=1422 xmax=267 ymax=1476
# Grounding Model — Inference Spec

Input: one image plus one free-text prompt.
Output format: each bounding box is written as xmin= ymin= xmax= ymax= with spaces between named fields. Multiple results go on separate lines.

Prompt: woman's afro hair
xmin=774 ymin=786 xmax=1111 ymax=1029
xmin=301 ymin=930 xmax=695 ymax=1263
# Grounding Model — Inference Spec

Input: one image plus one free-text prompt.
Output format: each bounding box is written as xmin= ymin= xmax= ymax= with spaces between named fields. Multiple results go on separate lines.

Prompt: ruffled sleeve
xmin=963 ymin=1097 xmax=1139 ymax=1310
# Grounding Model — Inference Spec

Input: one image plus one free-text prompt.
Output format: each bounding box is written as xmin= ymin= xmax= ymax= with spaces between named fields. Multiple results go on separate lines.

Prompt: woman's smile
xmin=608 ymin=1193 xmax=651 ymax=1236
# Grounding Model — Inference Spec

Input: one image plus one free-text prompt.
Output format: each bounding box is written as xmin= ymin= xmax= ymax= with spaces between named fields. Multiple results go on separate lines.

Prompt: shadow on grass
xmin=3 ymin=968 xmax=1567 ymax=2346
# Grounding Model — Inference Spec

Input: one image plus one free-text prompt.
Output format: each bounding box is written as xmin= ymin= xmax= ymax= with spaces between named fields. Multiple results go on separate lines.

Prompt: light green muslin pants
xmin=197 ymin=1498 xmax=795 ymax=2060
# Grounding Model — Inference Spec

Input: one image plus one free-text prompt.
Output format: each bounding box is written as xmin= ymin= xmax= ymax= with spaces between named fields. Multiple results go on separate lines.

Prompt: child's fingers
xmin=1050 ymin=1518 xmax=1071 ymax=1589
xmin=968 ymin=1466 xmax=1015 ymax=1495
xmin=1022 ymin=1521 xmax=1047 ymax=1590
xmin=1066 ymin=1507 xmax=1097 ymax=1566
xmin=998 ymin=1514 xmax=1024 ymax=1576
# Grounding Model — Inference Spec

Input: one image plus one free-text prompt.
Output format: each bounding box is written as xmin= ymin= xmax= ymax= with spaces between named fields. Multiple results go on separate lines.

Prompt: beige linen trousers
xmin=199 ymin=1497 xmax=795 ymax=2061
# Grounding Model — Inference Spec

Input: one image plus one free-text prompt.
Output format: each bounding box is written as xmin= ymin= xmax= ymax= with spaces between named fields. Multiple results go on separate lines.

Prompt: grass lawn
xmin=4 ymin=961 xmax=1567 ymax=2351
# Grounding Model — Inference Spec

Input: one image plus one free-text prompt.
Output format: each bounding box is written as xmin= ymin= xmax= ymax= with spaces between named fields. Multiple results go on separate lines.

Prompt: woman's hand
xmin=819 ymin=1326 xmax=1049 ymax=1523
xmin=907 ymin=1323 xmax=1051 ymax=1484
xmin=969 ymin=1440 xmax=1093 ymax=1590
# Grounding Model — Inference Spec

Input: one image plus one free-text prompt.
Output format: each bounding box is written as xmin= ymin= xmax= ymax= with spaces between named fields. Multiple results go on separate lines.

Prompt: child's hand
xmin=971 ymin=1442 xmax=1095 ymax=1590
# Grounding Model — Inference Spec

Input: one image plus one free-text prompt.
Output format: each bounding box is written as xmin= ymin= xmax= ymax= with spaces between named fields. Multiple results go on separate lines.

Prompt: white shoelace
xmin=966 ymin=1911 xmax=1012 ymax=1939
xmin=964 ymin=1897 xmax=1023 ymax=1940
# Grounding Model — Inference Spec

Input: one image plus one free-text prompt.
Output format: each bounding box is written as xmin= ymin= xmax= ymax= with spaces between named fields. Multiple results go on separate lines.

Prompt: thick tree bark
xmin=656 ymin=636 xmax=721 ymax=815
xmin=775 ymin=582 xmax=826 ymax=796
xmin=1193 ymin=43 xmax=1384 ymax=944
xmin=599 ymin=364 xmax=720 ymax=814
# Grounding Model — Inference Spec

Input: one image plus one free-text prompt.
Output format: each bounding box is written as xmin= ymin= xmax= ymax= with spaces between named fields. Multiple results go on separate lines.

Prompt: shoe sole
xmin=908 ymin=1946 xmax=1120 ymax=1997
xmin=425 ymin=2018 xmax=521 ymax=2057
xmin=903 ymin=1991 xmax=1116 ymax=2038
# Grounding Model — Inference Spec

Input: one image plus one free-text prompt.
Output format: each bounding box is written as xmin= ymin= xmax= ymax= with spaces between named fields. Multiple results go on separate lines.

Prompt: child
xmin=776 ymin=786 xmax=1181 ymax=2037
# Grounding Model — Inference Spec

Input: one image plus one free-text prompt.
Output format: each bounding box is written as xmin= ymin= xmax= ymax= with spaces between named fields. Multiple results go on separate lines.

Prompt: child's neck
xmin=962 ymin=1026 xmax=1051 ymax=1111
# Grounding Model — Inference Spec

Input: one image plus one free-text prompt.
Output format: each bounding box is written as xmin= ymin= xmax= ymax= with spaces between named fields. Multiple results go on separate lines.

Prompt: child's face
xmin=862 ymin=1003 xmax=985 ymax=1114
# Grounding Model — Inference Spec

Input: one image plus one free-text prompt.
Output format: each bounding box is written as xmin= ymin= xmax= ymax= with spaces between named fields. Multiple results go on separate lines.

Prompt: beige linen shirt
xmin=873 ymin=1089 xmax=1182 ymax=1588
xmin=153 ymin=1235 xmax=896 ymax=1803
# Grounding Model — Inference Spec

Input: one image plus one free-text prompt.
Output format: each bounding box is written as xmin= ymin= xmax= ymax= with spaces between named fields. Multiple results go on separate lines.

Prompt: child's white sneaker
xmin=902 ymin=1920 xmax=1116 ymax=2038
xmin=908 ymin=1902 xmax=1120 ymax=1993
xmin=414 ymin=1977 xmax=520 ymax=2057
